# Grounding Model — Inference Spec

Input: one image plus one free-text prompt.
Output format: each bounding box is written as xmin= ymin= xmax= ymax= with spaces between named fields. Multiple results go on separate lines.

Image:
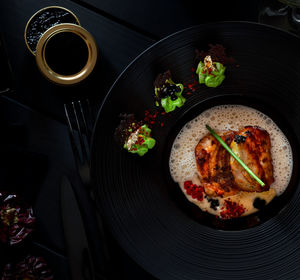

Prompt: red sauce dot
xmin=184 ymin=181 xmax=204 ymax=202
xmin=220 ymin=200 xmax=245 ymax=219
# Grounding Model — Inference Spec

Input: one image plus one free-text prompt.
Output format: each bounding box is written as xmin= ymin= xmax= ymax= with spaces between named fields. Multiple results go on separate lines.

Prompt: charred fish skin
xmin=195 ymin=131 xmax=238 ymax=197
xmin=230 ymin=126 xmax=274 ymax=192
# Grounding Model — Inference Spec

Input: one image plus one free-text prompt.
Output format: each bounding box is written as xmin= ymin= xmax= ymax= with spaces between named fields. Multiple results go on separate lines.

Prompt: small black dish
xmin=24 ymin=6 xmax=98 ymax=85
xmin=24 ymin=6 xmax=80 ymax=55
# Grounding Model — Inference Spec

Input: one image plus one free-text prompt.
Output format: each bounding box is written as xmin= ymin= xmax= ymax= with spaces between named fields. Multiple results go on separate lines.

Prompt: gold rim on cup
xmin=24 ymin=6 xmax=80 ymax=56
xmin=35 ymin=23 xmax=98 ymax=85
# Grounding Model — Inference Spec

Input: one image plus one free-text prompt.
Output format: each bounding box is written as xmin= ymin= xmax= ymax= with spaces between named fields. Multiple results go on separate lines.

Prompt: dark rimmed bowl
xmin=91 ymin=22 xmax=300 ymax=280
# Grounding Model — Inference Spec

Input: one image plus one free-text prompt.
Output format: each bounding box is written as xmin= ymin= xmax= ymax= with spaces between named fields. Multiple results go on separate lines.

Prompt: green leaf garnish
xmin=155 ymin=79 xmax=185 ymax=113
xmin=196 ymin=61 xmax=226 ymax=88
xmin=124 ymin=124 xmax=156 ymax=156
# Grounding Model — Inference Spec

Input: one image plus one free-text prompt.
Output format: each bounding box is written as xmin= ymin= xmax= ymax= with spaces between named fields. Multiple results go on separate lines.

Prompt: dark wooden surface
xmin=0 ymin=0 xmax=264 ymax=279
xmin=0 ymin=0 xmax=155 ymax=122
xmin=72 ymin=0 xmax=260 ymax=38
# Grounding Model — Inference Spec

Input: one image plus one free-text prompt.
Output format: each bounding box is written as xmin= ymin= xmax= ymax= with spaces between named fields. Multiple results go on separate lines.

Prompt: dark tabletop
xmin=0 ymin=0 xmax=289 ymax=279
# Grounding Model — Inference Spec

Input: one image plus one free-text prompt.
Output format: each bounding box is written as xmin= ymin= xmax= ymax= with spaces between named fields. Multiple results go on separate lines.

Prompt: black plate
xmin=91 ymin=22 xmax=300 ymax=280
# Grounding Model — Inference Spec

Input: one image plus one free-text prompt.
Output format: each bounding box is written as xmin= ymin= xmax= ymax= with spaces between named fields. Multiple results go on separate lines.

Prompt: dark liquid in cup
xmin=45 ymin=32 xmax=88 ymax=75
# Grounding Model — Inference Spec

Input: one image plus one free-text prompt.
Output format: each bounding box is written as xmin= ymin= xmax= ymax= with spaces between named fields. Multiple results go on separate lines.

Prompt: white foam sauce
xmin=169 ymin=105 xmax=293 ymax=217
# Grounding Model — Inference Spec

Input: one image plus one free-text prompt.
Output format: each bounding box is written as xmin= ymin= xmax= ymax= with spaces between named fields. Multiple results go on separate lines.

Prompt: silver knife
xmin=60 ymin=176 xmax=95 ymax=280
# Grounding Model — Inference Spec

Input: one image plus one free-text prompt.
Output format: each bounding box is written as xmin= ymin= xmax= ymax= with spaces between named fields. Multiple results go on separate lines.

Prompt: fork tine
xmin=78 ymin=100 xmax=92 ymax=147
xmin=72 ymin=101 xmax=89 ymax=164
xmin=64 ymin=103 xmax=81 ymax=167
xmin=86 ymin=99 xmax=95 ymax=125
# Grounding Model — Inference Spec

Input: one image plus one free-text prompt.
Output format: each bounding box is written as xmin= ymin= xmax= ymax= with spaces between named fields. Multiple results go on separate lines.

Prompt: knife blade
xmin=60 ymin=176 xmax=95 ymax=280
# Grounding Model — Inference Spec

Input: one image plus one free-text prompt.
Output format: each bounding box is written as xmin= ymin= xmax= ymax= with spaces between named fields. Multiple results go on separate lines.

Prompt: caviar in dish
xmin=196 ymin=55 xmax=226 ymax=87
xmin=0 ymin=192 xmax=35 ymax=245
xmin=25 ymin=7 xmax=79 ymax=54
xmin=154 ymin=70 xmax=185 ymax=113
xmin=115 ymin=114 xmax=156 ymax=156
xmin=169 ymin=105 xmax=293 ymax=219
xmin=2 ymin=255 xmax=53 ymax=280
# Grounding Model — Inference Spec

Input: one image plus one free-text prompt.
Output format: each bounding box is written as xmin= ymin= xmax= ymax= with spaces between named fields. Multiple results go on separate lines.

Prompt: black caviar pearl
xmin=234 ymin=134 xmax=247 ymax=144
xmin=160 ymin=84 xmax=181 ymax=100
xmin=207 ymin=197 xmax=219 ymax=210
xmin=253 ymin=197 xmax=266 ymax=210
xmin=160 ymin=87 xmax=169 ymax=98
xmin=168 ymin=84 xmax=177 ymax=90
xmin=175 ymin=86 xmax=181 ymax=92
xmin=170 ymin=94 xmax=177 ymax=101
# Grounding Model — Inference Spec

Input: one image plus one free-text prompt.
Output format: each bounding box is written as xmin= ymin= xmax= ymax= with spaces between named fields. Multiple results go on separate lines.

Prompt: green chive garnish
xmin=206 ymin=124 xmax=265 ymax=187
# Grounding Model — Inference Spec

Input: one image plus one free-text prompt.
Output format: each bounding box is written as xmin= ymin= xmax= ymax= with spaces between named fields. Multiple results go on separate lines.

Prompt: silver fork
xmin=64 ymin=99 xmax=94 ymax=187
xmin=64 ymin=99 xmax=114 ymax=279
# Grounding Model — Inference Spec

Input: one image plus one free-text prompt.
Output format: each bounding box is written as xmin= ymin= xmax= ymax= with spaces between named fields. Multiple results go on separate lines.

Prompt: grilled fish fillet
xmin=195 ymin=126 xmax=274 ymax=197
xmin=230 ymin=126 xmax=274 ymax=192
xmin=195 ymin=131 xmax=238 ymax=197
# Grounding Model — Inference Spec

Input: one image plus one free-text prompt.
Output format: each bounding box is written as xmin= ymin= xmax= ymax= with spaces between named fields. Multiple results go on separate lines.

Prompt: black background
xmin=0 ymin=0 xmax=291 ymax=279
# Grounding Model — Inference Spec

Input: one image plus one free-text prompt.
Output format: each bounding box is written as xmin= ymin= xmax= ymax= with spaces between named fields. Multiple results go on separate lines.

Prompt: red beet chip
xmin=2 ymin=255 xmax=53 ymax=280
xmin=0 ymin=192 xmax=35 ymax=245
